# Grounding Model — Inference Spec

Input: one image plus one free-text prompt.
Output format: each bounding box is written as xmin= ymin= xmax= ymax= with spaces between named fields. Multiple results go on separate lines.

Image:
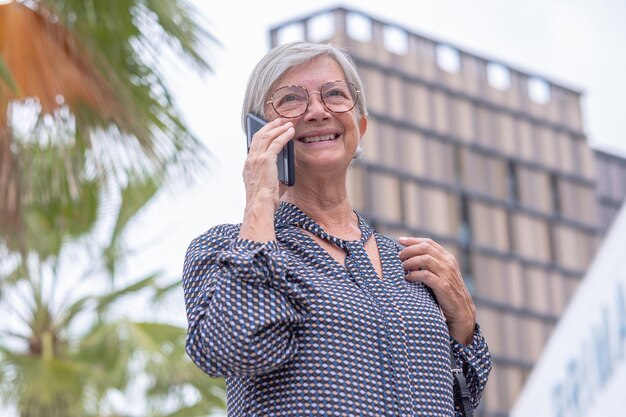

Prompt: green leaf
xmin=0 ymin=55 xmax=18 ymax=94
xmin=153 ymin=279 xmax=182 ymax=302
xmin=96 ymin=273 xmax=158 ymax=315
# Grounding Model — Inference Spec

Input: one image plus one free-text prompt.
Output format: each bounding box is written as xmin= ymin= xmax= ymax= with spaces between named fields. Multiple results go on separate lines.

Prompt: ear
xmin=358 ymin=115 xmax=368 ymax=138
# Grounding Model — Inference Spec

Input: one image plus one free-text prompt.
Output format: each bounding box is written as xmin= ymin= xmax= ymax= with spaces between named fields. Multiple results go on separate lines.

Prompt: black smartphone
xmin=246 ymin=113 xmax=295 ymax=186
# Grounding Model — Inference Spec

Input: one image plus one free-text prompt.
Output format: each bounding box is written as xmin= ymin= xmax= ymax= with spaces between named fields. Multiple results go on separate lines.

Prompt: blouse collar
xmin=275 ymin=201 xmax=373 ymax=250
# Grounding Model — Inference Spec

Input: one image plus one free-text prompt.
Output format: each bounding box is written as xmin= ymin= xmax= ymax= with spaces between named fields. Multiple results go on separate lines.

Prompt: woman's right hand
xmin=239 ymin=118 xmax=294 ymax=242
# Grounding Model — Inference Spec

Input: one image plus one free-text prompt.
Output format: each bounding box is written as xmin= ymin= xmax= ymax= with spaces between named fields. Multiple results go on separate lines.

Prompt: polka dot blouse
xmin=183 ymin=202 xmax=491 ymax=416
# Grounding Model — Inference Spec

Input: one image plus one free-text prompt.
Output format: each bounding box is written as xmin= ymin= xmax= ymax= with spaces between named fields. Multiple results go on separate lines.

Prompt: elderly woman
xmin=183 ymin=41 xmax=491 ymax=416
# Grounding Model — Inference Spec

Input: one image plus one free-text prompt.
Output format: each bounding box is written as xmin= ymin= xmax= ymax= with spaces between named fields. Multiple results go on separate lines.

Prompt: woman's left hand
xmin=398 ymin=236 xmax=476 ymax=345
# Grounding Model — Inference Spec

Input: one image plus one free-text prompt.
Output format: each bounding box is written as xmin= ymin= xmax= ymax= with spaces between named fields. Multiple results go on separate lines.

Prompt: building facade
xmin=270 ymin=7 xmax=625 ymax=416
xmin=594 ymin=149 xmax=626 ymax=233
xmin=510 ymin=203 xmax=626 ymax=417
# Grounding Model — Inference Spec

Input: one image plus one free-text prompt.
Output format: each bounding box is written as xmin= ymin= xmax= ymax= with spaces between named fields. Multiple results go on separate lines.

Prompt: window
xmin=507 ymin=160 xmax=519 ymax=203
xmin=458 ymin=195 xmax=471 ymax=244
xmin=461 ymin=151 xmax=484 ymax=194
xmin=516 ymin=119 xmax=537 ymax=161
xmin=346 ymin=12 xmax=372 ymax=42
xmin=431 ymin=90 xmax=450 ymax=135
xmin=528 ymin=77 xmax=551 ymax=105
xmin=482 ymin=365 xmax=505 ymax=411
xmin=537 ymin=126 xmax=559 ymax=169
xmin=506 ymin=260 xmax=525 ymax=308
xmin=307 ymin=13 xmax=335 ymax=43
xmin=475 ymin=106 xmax=493 ymax=147
xmin=387 ymin=74 xmax=406 ymax=119
xmin=472 ymin=254 xmax=507 ymax=303
xmin=550 ymin=173 xmax=561 ymax=215
xmin=375 ymin=124 xmax=400 ymax=166
xmin=402 ymin=180 xmax=422 ymax=228
xmin=548 ymin=271 xmax=568 ymax=315
xmin=359 ymin=67 xmax=386 ymax=114
xmin=559 ymin=180 xmax=596 ymax=225
xmin=525 ymin=266 xmax=550 ymax=314
xmin=513 ymin=214 xmax=551 ymax=262
xmin=459 ymin=249 xmax=474 ymax=294
xmin=370 ymin=171 xmax=402 ymax=223
xmin=470 ymin=201 xmax=509 ymax=251
xmin=276 ymin=22 xmax=304 ymax=45
xmin=476 ymin=306 xmax=504 ymax=356
xmin=399 ymin=130 xmax=426 ymax=176
xmin=436 ymin=44 xmax=460 ymax=73
xmin=421 ymin=186 xmax=459 ymax=237
xmin=487 ymin=62 xmax=511 ymax=91
xmin=517 ymin=167 xmax=551 ymax=212
xmin=497 ymin=112 xmax=516 ymax=156
xmin=449 ymin=97 xmax=475 ymax=142
xmin=383 ymin=25 xmax=408 ymax=55
xmin=553 ymin=225 xmax=594 ymax=271
xmin=456 ymin=198 xmax=472 ymax=310
xmin=523 ymin=318 xmax=548 ymax=362
xmin=407 ymin=83 xmax=432 ymax=129
xmin=424 ymin=137 xmax=455 ymax=184
xmin=555 ymin=132 xmax=574 ymax=173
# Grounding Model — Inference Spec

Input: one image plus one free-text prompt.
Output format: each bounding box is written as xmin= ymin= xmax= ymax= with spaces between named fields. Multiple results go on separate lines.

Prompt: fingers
xmin=242 ymin=118 xmax=295 ymax=207
xmin=248 ymin=118 xmax=294 ymax=154
xmin=404 ymin=268 xmax=440 ymax=287
xmin=402 ymin=254 xmax=441 ymax=275
xmin=266 ymin=125 xmax=295 ymax=154
xmin=398 ymin=237 xmax=446 ymax=259
xmin=399 ymin=237 xmax=452 ymax=290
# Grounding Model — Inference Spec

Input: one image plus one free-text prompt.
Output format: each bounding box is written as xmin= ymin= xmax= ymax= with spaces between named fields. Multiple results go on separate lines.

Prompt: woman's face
xmin=264 ymin=56 xmax=367 ymax=176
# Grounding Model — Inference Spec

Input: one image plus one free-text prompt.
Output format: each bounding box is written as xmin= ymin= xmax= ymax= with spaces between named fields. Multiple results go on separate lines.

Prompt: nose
xmin=304 ymin=91 xmax=331 ymax=121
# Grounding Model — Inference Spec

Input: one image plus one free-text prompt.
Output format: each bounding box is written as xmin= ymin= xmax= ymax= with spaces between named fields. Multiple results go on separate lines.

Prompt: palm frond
xmin=152 ymin=279 xmax=182 ymax=303
xmin=0 ymin=1 xmax=123 ymax=115
xmin=96 ymin=273 xmax=158 ymax=316
xmin=1 ymin=0 xmax=218 ymax=247
xmin=0 ymin=55 xmax=18 ymax=94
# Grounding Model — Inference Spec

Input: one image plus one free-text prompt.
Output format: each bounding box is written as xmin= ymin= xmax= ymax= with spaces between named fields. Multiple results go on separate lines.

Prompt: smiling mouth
xmin=299 ymin=133 xmax=339 ymax=143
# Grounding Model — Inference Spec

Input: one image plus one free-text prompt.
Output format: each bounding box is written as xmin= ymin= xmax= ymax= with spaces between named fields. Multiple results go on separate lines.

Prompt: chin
xmin=298 ymin=155 xmax=352 ymax=174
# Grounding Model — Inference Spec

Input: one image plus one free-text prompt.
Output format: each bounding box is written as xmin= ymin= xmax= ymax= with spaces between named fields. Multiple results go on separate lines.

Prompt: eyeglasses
xmin=267 ymin=80 xmax=360 ymax=119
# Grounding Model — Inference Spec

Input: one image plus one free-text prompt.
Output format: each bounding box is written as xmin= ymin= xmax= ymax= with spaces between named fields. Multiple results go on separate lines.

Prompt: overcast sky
xmin=124 ymin=0 xmax=626 ymax=310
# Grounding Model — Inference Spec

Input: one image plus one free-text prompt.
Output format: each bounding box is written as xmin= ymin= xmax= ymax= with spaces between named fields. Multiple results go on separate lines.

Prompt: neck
xmin=281 ymin=170 xmax=360 ymax=240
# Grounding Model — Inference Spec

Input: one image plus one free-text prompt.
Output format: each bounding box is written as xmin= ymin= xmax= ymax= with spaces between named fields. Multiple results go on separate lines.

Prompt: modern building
xmin=270 ymin=7 xmax=626 ymax=417
xmin=510 ymin=202 xmax=626 ymax=417
xmin=594 ymin=148 xmax=626 ymax=233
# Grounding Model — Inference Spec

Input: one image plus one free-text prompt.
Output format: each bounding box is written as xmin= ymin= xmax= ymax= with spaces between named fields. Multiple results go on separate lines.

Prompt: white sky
xmin=123 ymin=0 xmax=626 ymax=318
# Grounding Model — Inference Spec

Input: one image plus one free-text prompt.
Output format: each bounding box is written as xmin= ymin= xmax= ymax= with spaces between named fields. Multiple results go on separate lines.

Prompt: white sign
xmin=511 ymin=204 xmax=626 ymax=417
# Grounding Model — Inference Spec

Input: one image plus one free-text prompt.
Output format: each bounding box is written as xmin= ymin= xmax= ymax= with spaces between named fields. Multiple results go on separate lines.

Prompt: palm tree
xmin=0 ymin=178 xmax=227 ymax=417
xmin=0 ymin=0 xmax=215 ymax=245
xmin=0 ymin=0 xmax=225 ymax=415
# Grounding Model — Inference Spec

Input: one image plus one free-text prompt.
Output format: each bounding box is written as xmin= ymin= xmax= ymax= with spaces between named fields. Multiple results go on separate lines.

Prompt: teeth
xmin=301 ymin=134 xmax=337 ymax=143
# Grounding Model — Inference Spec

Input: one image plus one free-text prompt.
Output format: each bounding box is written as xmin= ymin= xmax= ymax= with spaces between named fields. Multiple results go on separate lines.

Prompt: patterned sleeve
xmin=182 ymin=224 xmax=304 ymax=378
xmin=450 ymin=324 xmax=492 ymax=411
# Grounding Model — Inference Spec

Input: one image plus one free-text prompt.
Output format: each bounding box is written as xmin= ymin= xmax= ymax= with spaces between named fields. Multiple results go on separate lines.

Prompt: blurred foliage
xmin=0 ymin=0 xmax=218 ymax=246
xmin=0 ymin=0 xmax=225 ymax=416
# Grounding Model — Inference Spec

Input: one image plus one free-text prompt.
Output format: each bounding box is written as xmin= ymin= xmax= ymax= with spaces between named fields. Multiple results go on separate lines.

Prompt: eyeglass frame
xmin=266 ymin=80 xmax=361 ymax=119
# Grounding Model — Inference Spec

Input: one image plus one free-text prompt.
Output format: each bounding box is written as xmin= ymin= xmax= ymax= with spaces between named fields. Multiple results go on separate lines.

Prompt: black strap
xmin=450 ymin=351 xmax=473 ymax=417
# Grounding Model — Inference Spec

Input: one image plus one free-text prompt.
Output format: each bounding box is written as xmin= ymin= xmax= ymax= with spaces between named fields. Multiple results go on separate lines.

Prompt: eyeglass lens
xmin=270 ymin=81 xmax=358 ymax=118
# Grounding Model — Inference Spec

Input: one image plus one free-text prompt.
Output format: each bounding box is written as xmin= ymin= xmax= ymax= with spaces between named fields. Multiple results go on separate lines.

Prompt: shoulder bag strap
xmin=450 ymin=350 xmax=473 ymax=417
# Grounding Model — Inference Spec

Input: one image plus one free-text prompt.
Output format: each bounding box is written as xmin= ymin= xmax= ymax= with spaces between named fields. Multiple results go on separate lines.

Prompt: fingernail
xmin=398 ymin=236 xmax=408 ymax=241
